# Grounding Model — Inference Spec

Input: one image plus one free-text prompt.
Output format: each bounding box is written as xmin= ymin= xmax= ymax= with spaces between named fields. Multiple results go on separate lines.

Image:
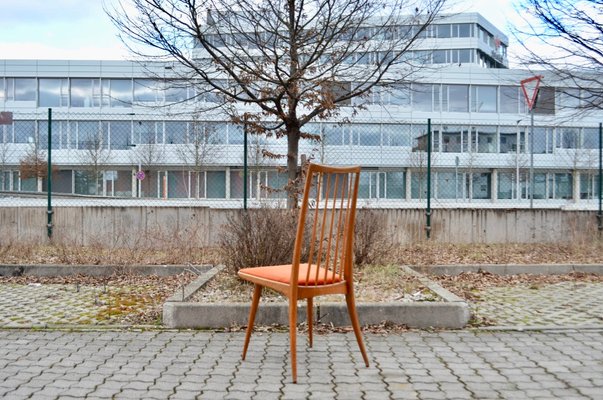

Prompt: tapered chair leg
xmin=345 ymin=293 xmax=369 ymax=367
xmin=307 ymin=297 xmax=313 ymax=348
xmin=242 ymin=284 xmax=262 ymax=360
xmin=289 ymin=299 xmax=298 ymax=383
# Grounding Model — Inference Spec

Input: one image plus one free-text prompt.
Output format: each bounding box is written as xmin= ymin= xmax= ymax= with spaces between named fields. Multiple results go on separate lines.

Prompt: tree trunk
xmin=287 ymin=127 xmax=300 ymax=209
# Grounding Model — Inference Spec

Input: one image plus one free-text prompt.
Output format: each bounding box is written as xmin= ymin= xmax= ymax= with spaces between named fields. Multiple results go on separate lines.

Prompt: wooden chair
xmin=237 ymin=163 xmax=369 ymax=383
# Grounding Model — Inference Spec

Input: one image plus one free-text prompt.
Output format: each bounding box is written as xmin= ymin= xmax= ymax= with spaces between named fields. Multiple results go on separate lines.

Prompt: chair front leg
xmin=289 ymin=299 xmax=298 ymax=383
xmin=307 ymin=297 xmax=313 ymax=348
xmin=242 ymin=284 xmax=262 ymax=360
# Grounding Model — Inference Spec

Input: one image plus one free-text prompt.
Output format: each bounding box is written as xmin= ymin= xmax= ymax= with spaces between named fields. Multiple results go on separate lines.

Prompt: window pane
xmin=437 ymin=24 xmax=451 ymax=38
xmin=167 ymin=170 xmax=190 ymax=198
xmin=497 ymin=172 xmax=514 ymax=199
xmin=134 ymin=79 xmax=161 ymax=103
xmin=206 ymin=171 xmax=226 ymax=198
xmin=437 ymin=172 xmax=461 ymax=199
xmin=109 ymin=121 xmax=131 ymax=150
xmin=14 ymin=121 xmax=35 ymax=144
xmin=583 ymin=128 xmax=599 ymax=149
xmin=448 ymin=85 xmax=469 ymax=112
xmin=472 ymin=86 xmax=497 ymax=112
xmin=109 ymin=79 xmax=132 ymax=107
xmin=476 ymin=126 xmax=497 ymax=153
xmin=412 ymin=84 xmax=432 ymax=112
xmin=71 ymin=79 xmax=99 ymax=107
xmin=500 ymin=86 xmax=520 ymax=114
xmin=165 ymin=121 xmax=187 ymax=144
xmin=382 ymin=124 xmax=409 ymax=146
xmin=386 ymin=171 xmax=405 ymax=199
xmin=533 ymin=87 xmax=555 ymax=115
xmin=441 ymin=125 xmax=463 ymax=152
xmin=39 ymin=79 xmax=68 ymax=107
xmin=458 ymin=23 xmax=471 ymax=37
xmin=555 ymin=173 xmax=573 ymax=199
xmin=472 ymin=173 xmax=491 ymax=199
xmin=14 ymin=78 xmax=36 ymax=101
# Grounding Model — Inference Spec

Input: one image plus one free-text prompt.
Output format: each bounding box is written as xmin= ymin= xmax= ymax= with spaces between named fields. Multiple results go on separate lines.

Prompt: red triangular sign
xmin=520 ymin=75 xmax=543 ymax=111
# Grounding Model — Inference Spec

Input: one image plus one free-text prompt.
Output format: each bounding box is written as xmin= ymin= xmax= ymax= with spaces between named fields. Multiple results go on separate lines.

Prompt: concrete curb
xmin=162 ymin=265 xmax=471 ymax=329
xmin=413 ymin=264 xmax=603 ymax=276
xmin=0 ymin=264 xmax=212 ymax=277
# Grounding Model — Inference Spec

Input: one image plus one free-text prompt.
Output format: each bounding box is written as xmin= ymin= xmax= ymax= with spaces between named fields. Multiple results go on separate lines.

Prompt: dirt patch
xmin=0 ymin=273 xmax=197 ymax=325
xmin=191 ymin=265 xmax=439 ymax=303
xmin=431 ymin=270 xmax=603 ymax=301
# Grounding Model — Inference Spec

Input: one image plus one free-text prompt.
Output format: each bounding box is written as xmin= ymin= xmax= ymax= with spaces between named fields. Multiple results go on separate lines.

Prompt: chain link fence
xmin=0 ymin=110 xmax=601 ymax=211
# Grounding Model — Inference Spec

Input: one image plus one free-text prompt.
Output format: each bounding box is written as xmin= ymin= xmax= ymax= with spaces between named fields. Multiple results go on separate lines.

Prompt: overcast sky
xmin=0 ymin=0 xmax=523 ymax=62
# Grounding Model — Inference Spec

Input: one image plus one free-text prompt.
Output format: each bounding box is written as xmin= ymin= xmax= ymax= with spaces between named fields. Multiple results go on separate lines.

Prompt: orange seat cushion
xmin=239 ymin=263 xmax=342 ymax=286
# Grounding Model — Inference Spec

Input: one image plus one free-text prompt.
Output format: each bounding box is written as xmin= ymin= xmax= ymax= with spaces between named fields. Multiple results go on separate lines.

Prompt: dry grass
xmin=191 ymin=264 xmax=435 ymax=303
xmin=2 ymin=241 xmax=603 ymax=268
xmin=394 ymin=241 xmax=603 ymax=267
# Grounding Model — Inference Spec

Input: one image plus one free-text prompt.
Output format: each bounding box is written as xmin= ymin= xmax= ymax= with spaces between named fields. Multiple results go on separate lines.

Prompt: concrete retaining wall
xmin=0 ymin=206 xmax=598 ymax=246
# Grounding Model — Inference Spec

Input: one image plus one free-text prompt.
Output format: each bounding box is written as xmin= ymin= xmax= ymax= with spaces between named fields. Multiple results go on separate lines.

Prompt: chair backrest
xmin=291 ymin=163 xmax=361 ymax=287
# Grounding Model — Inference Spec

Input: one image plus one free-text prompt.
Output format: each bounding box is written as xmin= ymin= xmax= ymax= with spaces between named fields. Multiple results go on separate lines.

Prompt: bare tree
xmin=0 ymin=139 xmax=13 ymax=190
xmin=19 ymin=141 xmax=48 ymax=192
xmin=175 ymin=118 xmax=218 ymax=198
xmin=107 ymin=0 xmax=447 ymax=206
xmin=77 ymin=134 xmax=112 ymax=195
xmin=514 ymin=0 xmax=603 ymax=111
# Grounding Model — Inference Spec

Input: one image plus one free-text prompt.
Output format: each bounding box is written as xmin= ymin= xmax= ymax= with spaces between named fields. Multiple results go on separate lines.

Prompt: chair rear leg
xmin=289 ymin=299 xmax=298 ymax=383
xmin=307 ymin=297 xmax=313 ymax=348
xmin=242 ymin=284 xmax=262 ymax=360
xmin=345 ymin=293 xmax=369 ymax=367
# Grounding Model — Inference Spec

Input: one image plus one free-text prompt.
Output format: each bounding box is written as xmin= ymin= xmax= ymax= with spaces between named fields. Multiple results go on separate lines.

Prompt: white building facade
xmin=0 ymin=13 xmax=600 ymax=208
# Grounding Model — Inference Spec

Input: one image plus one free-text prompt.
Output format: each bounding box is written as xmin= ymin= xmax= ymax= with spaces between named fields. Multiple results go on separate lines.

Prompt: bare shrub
xmin=354 ymin=209 xmax=395 ymax=267
xmin=219 ymin=208 xmax=303 ymax=273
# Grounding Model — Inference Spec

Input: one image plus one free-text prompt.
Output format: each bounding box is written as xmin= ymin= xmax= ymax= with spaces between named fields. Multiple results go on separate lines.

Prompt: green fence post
xmin=426 ymin=118 xmax=432 ymax=239
xmin=243 ymin=119 xmax=248 ymax=211
xmin=47 ymin=108 xmax=53 ymax=239
xmin=598 ymin=122 xmax=602 ymax=232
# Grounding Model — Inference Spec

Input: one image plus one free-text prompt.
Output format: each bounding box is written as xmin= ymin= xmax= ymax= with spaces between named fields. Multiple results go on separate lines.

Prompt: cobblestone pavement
xmin=471 ymin=281 xmax=603 ymax=327
xmin=0 ymin=329 xmax=602 ymax=400
xmin=0 ymin=283 xmax=154 ymax=327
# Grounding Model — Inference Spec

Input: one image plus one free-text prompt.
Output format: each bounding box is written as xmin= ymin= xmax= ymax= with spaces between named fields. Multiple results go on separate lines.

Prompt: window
xmin=532 ymin=127 xmax=554 ymax=154
xmin=475 ymin=126 xmax=497 ymax=153
xmin=557 ymin=127 xmax=579 ymax=149
xmin=107 ymin=121 xmax=131 ymax=150
xmin=353 ymin=124 xmax=380 ymax=146
xmin=441 ymin=125 xmax=465 ymax=153
xmin=39 ymin=79 xmax=69 ymax=107
xmin=103 ymin=79 xmax=132 ymax=107
xmin=557 ymin=88 xmax=580 ymax=111
xmin=455 ymin=23 xmax=472 ymax=38
xmin=14 ymin=121 xmax=35 ymax=144
xmin=436 ymin=24 xmax=451 ymax=38
xmin=323 ymin=123 xmax=345 ymax=146
xmin=382 ymin=124 xmax=410 ymax=147
xmin=165 ymin=82 xmax=190 ymax=104
xmin=582 ymin=128 xmax=599 ymax=149
xmin=386 ymin=171 xmax=405 ymax=199
xmin=9 ymin=78 xmax=36 ymax=101
xmin=533 ymin=87 xmax=555 ymax=115
xmin=446 ymin=85 xmax=469 ymax=112
xmin=500 ymin=86 xmax=526 ymax=114
xmin=551 ymin=173 xmax=573 ymax=199
xmin=497 ymin=172 xmax=514 ymax=200
xmin=134 ymin=79 xmax=162 ymax=103
xmin=206 ymin=171 xmax=226 ymax=198
xmin=499 ymin=126 xmax=517 ymax=153
xmin=580 ymin=173 xmax=600 ymax=199
xmin=71 ymin=79 xmax=101 ymax=107
xmin=165 ymin=121 xmax=187 ymax=144
xmin=437 ymin=171 xmax=462 ymax=199
xmin=358 ymin=171 xmax=385 ymax=199
xmin=412 ymin=84 xmax=433 ymax=112
xmin=471 ymin=86 xmax=497 ymax=113
xmin=471 ymin=173 xmax=491 ymax=199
